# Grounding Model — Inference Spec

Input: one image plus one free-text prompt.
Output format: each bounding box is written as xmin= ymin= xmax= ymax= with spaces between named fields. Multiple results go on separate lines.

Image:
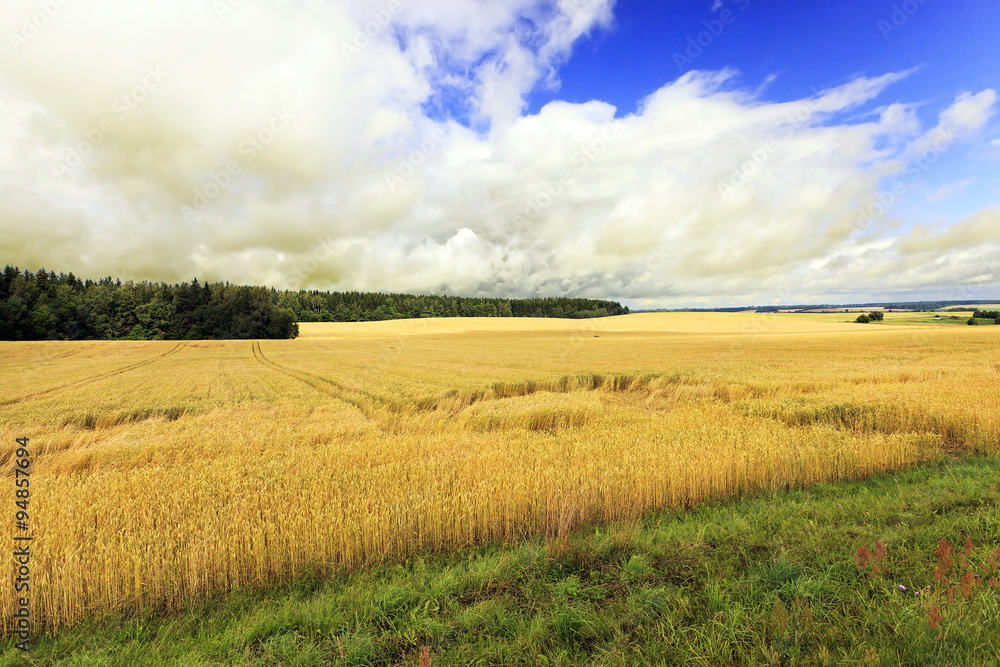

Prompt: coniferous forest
xmin=0 ymin=266 xmax=628 ymax=340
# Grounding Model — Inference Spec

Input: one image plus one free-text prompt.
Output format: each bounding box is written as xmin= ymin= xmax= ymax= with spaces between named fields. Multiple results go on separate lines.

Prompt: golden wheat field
xmin=2 ymin=312 xmax=999 ymax=635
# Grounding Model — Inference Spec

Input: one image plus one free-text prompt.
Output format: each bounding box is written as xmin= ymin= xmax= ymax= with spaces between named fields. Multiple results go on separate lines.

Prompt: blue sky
xmin=526 ymin=0 xmax=1000 ymax=237
xmin=1 ymin=0 xmax=998 ymax=306
xmin=532 ymin=1 xmax=1000 ymax=116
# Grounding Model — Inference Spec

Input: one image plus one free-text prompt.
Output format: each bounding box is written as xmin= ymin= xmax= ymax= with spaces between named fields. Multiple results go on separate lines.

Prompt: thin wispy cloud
xmin=927 ymin=178 xmax=975 ymax=203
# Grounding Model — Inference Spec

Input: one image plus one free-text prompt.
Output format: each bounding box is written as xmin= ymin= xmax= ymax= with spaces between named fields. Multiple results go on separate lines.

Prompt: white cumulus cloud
xmin=0 ymin=0 xmax=997 ymax=306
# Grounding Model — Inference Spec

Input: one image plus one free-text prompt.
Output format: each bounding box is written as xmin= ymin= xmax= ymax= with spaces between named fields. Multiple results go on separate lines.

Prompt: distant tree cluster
xmin=0 ymin=266 xmax=629 ymax=340
xmin=0 ymin=266 xmax=298 ymax=340
xmin=855 ymin=311 xmax=885 ymax=324
xmin=968 ymin=309 xmax=1000 ymax=326
xmin=278 ymin=292 xmax=628 ymax=323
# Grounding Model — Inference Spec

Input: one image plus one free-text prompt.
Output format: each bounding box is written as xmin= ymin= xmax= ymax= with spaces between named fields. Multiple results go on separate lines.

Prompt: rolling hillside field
xmin=2 ymin=313 xmax=999 ymax=648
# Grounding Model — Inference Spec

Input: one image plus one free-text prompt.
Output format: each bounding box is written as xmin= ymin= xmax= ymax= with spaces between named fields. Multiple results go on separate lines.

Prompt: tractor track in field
xmin=250 ymin=342 xmax=385 ymax=414
xmin=0 ymin=342 xmax=187 ymax=407
xmin=251 ymin=341 xmax=341 ymax=396
xmin=50 ymin=343 xmax=100 ymax=360
xmin=251 ymin=341 xmax=362 ymax=399
xmin=0 ymin=343 xmax=99 ymax=375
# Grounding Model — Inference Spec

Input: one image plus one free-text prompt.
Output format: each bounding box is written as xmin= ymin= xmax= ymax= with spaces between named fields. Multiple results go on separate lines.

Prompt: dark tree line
xmin=0 ymin=266 xmax=298 ymax=340
xmin=277 ymin=291 xmax=628 ymax=323
xmin=0 ymin=266 xmax=628 ymax=340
